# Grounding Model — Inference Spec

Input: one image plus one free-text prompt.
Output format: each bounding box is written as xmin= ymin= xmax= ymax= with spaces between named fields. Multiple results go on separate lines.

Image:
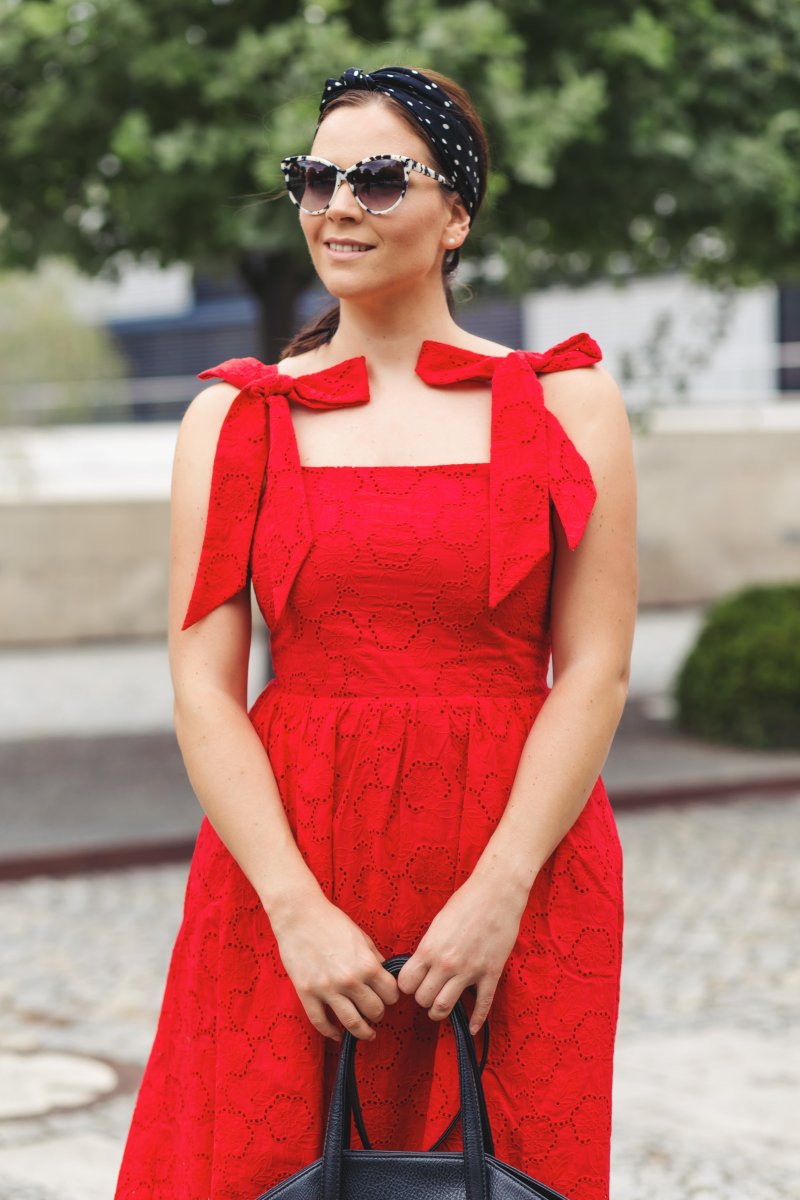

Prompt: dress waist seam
xmin=261 ymin=687 xmax=550 ymax=702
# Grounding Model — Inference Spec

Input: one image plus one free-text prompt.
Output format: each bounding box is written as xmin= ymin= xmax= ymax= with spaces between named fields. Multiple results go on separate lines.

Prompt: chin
xmin=319 ymin=273 xmax=385 ymax=301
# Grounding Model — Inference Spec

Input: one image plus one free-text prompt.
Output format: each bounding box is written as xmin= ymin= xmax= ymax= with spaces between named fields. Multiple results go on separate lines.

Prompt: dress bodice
xmin=180 ymin=333 xmax=603 ymax=684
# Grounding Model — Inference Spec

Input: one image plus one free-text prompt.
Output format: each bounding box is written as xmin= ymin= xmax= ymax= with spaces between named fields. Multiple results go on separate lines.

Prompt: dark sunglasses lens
xmin=286 ymin=159 xmax=336 ymax=211
xmin=351 ymin=159 xmax=405 ymax=210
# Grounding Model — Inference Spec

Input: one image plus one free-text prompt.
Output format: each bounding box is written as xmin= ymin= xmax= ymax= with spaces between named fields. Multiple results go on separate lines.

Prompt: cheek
xmin=391 ymin=212 xmax=443 ymax=257
xmin=299 ymin=216 xmax=315 ymax=242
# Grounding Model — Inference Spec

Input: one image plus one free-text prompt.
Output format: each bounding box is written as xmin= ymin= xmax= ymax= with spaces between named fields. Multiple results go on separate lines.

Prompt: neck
xmin=319 ymin=284 xmax=468 ymax=377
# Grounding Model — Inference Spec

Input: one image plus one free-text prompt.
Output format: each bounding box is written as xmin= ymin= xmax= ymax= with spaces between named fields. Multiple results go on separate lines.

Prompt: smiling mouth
xmin=325 ymin=242 xmax=375 ymax=254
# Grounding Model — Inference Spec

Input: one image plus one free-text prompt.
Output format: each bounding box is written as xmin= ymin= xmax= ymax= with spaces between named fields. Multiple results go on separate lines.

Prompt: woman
xmin=115 ymin=64 xmax=637 ymax=1200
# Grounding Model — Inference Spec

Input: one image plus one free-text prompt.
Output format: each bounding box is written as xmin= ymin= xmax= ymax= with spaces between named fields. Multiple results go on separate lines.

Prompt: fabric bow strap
xmin=181 ymin=355 xmax=370 ymax=629
xmin=415 ymin=331 xmax=602 ymax=607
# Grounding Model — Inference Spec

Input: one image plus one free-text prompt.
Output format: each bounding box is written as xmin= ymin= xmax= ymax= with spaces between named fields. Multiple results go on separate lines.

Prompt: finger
xmin=426 ymin=976 xmax=470 ymax=1022
xmin=396 ymin=955 xmax=429 ymax=995
xmin=345 ymin=979 xmax=386 ymax=1025
xmin=330 ymin=996 xmax=377 ymax=1041
xmin=362 ymin=936 xmax=400 ymax=1003
xmin=413 ymin=964 xmax=454 ymax=1010
xmin=369 ymin=963 xmax=400 ymax=1007
xmin=398 ymin=950 xmax=448 ymax=1008
xmin=382 ymin=973 xmax=401 ymax=1004
xmin=468 ymin=979 xmax=497 ymax=1035
xmin=304 ymin=996 xmax=342 ymax=1042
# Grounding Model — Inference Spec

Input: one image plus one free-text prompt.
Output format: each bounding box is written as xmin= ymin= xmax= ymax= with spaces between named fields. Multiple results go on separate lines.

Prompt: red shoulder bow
xmin=181 ymin=355 xmax=370 ymax=629
xmin=415 ymin=332 xmax=602 ymax=606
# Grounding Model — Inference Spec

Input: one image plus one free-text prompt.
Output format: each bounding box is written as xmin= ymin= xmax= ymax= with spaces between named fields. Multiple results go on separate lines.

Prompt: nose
xmin=326 ymin=174 xmax=363 ymax=219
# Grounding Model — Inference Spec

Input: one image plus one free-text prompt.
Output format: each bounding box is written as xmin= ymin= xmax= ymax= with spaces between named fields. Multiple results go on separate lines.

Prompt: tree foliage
xmin=0 ymin=260 xmax=129 ymax=421
xmin=2 ymin=0 xmax=799 ymax=355
xmin=675 ymin=582 xmax=800 ymax=750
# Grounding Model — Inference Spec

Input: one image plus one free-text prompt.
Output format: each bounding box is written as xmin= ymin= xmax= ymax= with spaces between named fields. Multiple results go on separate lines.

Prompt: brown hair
xmin=278 ymin=66 xmax=489 ymax=362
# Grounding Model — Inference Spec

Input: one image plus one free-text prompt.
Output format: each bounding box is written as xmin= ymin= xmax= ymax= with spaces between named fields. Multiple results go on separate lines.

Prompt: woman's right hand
xmin=269 ymin=889 xmax=400 ymax=1042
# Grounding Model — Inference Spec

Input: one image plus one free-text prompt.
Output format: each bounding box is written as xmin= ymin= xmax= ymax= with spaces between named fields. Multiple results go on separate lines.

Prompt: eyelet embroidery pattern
xmin=116 ymin=334 xmax=623 ymax=1200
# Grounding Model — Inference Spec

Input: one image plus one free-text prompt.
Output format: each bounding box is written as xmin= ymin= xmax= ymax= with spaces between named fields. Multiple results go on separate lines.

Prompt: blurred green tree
xmin=1 ymin=0 xmax=799 ymax=361
xmin=0 ymin=260 xmax=129 ymax=423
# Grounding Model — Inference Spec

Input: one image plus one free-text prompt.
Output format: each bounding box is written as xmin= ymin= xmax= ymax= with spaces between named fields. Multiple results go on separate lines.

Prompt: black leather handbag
xmin=254 ymin=952 xmax=570 ymax=1200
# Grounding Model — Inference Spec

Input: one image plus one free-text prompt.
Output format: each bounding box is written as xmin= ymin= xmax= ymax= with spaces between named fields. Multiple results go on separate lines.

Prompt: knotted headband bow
xmin=316 ymin=66 xmax=481 ymax=222
xmin=181 ymin=333 xmax=602 ymax=630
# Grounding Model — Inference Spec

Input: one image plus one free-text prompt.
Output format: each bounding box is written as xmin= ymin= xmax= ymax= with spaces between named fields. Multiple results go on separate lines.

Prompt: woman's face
xmin=301 ymin=101 xmax=470 ymax=303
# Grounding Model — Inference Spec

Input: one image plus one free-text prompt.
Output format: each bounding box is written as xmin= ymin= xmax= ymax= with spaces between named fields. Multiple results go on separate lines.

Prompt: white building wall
xmin=67 ymin=259 xmax=193 ymax=322
xmin=522 ymin=273 xmax=778 ymax=407
xmin=62 ymin=259 xmax=785 ymax=408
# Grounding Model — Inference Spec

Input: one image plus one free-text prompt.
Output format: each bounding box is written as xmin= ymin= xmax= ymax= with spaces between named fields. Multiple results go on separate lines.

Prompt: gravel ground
xmin=0 ymin=793 xmax=798 ymax=1199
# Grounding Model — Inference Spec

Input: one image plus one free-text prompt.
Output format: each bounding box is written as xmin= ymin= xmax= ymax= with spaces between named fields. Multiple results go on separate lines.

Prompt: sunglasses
xmin=280 ymin=153 xmax=457 ymax=216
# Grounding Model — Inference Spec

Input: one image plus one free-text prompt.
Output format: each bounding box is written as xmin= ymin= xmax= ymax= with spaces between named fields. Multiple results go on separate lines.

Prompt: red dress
xmin=115 ymin=334 xmax=624 ymax=1200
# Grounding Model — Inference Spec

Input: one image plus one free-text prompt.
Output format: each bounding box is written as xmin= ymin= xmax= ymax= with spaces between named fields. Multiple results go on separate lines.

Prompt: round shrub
xmin=674 ymin=582 xmax=800 ymax=750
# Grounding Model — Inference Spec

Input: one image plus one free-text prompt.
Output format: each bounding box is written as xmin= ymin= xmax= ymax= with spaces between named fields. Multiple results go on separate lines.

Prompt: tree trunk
xmin=237 ymin=248 xmax=309 ymax=363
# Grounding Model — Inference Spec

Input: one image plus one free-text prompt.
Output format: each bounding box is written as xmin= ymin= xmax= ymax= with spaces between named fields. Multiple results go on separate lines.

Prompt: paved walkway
xmin=0 ymin=792 xmax=797 ymax=1198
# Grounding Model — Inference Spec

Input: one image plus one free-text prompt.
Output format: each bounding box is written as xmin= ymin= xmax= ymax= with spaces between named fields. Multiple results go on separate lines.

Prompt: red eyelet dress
xmin=114 ymin=334 xmax=624 ymax=1200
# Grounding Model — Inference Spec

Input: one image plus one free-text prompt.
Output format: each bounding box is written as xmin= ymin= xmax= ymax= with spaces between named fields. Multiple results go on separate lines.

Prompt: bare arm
xmin=169 ymin=382 xmax=319 ymax=912
xmin=472 ymin=362 xmax=638 ymax=890
xmin=398 ymin=364 xmax=638 ymax=1029
xmin=169 ymin=383 xmax=398 ymax=1039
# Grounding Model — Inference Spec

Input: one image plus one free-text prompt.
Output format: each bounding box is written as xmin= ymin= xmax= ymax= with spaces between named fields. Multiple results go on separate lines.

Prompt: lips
xmin=324 ymin=240 xmax=375 ymax=251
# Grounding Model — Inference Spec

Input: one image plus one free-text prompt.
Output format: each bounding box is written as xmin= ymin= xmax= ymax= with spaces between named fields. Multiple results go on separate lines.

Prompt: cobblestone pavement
xmin=0 ymin=793 xmax=797 ymax=1199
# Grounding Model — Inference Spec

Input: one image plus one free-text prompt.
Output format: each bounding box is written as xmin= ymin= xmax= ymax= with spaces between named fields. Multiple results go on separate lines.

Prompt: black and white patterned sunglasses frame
xmin=280 ymin=153 xmax=457 ymax=215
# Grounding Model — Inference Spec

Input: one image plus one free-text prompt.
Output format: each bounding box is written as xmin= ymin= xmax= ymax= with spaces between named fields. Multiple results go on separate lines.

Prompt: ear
xmin=444 ymin=192 xmax=472 ymax=247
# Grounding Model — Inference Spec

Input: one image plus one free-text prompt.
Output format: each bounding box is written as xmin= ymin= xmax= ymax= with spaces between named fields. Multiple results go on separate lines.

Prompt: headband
xmin=315 ymin=66 xmax=480 ymax=222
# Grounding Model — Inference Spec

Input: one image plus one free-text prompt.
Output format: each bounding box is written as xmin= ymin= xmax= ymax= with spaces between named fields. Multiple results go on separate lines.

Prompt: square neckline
xmin=283 ymin=337 xmax=511 ymax=472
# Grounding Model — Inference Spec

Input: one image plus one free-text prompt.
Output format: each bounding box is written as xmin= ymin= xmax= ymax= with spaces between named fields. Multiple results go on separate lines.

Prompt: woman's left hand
xmin=396 ymin=866 xmax=530 ymax=1035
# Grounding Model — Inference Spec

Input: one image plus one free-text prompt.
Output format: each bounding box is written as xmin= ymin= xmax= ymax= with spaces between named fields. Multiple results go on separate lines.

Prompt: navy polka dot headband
xmin=316 ymin=66 xmax=480 ymax=221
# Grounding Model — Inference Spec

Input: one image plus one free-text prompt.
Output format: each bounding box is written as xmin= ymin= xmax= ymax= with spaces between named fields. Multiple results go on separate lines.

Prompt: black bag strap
xmin=321 ymin=953 xmax=493 ymax=1200
xmin=346 ymin=961 xmax=491 ymax=1151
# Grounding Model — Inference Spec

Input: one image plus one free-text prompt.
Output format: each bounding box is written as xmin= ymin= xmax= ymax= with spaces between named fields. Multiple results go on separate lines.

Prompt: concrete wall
xmin=634 ymin=428 xmax=800 ymax=605
xmin=2 ymin=424 xmax=799 ymax=644
xmin=1 ymin=500 xmax=170 ymax=644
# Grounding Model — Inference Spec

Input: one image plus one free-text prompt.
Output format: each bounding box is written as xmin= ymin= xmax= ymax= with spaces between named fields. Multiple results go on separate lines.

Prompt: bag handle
xmin=347 ymin=970 xmax=491 ymax=1151
xmin=320 ymin=953 xmax=494 ymax=1200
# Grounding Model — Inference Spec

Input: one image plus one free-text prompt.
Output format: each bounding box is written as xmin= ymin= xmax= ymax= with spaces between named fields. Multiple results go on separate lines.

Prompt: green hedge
xmin=674 ymin=582 xmax=800 ymax=750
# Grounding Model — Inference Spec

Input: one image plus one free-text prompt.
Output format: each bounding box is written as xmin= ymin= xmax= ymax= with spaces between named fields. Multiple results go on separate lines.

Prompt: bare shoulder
xmin=540 ymin=364 xmax=628 ymax=441
xmin=172 ymin=381 xmax=242 ymax=496
xmin=182 ymin=379 xmax=240 ymax=423
xmin=540 ymin=365 xmax=634 ymax=497
xmin=179 ymin=380 xmax=240 ymax=442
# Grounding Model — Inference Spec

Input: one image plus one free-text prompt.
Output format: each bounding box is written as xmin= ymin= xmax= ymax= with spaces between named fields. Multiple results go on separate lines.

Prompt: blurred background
xmin=0 ymin=2 xmax=798 ymax=1198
